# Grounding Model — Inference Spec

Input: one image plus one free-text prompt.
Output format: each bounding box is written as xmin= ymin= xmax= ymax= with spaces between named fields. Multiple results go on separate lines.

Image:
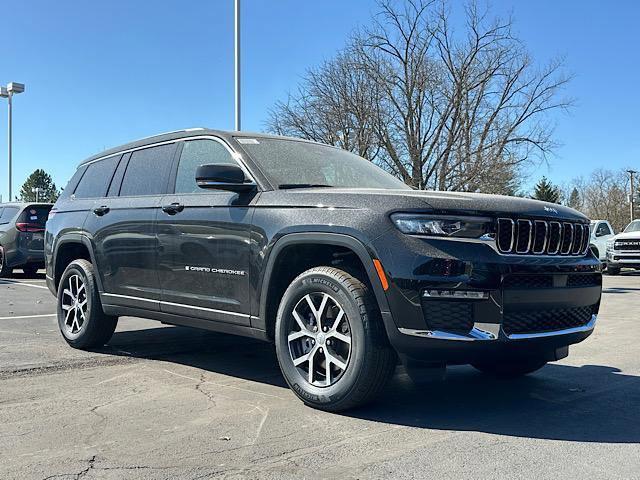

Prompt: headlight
xmin=391 ymin=213 xmax=492 ymax=238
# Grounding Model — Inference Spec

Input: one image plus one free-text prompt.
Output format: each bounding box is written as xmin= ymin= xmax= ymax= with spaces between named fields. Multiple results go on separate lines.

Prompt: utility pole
xmin=628 ymin=169 xmax=638 ymax=223
xmin=0 ymin=82 xmax=25 ymax=202
xmin=234 ymin=0 xmax=241 ymax=131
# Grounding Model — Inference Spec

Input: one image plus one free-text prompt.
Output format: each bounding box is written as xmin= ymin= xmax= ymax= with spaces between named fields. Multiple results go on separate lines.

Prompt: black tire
xmin=22 ymin=264 xmax=40 ymax=277
xmin=472 ymin=358 xmax=547 ymax=377
xmin=0 ymin=246 xmax=12 ymax=278
xmin=275 ymin=267 xmax=396 ymax=412
xmin=606 ymin=266 xmax=621 ymax=276
xmin=57 ymin=259 xmax=118 ymax=349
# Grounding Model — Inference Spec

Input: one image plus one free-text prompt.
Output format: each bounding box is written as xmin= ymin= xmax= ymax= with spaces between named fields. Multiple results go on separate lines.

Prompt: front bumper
xmin=606 ymin=250 xmax=640 ymax=269
xmin=371 ymin=230 xmax=602 ymax=363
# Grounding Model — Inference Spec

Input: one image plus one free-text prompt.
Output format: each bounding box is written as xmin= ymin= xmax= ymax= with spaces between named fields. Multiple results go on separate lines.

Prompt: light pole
xmin=0 ymin=82 xmax=26 ymax=202
xmin=628 ymin=169 xmax=638 ymax=223
xmin=32 ymin=187 xmax=42 ymax=203
xmin=234 ymin=0 xmax=241 ymax=131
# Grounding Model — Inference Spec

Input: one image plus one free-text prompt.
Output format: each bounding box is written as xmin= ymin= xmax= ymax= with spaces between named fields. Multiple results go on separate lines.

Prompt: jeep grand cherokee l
xmin=0 ymin=202 xmax=52 ymax=277
xmin=45 ymin=129 xmax=602 ymax=411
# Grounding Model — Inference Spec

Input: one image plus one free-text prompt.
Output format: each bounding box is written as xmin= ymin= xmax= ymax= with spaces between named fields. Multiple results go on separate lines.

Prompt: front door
xmin=157 ymin=138 xmax=256 ymax=325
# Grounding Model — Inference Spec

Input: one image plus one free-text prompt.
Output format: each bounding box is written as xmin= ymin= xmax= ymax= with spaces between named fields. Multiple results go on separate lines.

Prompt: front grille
xmin=497 ymin=218 xmax=589 ymax=256
xmin=503 ymin=306 xmax=593 ymax=335
xmin=422 ymin=300 xmax=473 ymax=334
xmin=614 ymin=240 xmax=640 ymax=252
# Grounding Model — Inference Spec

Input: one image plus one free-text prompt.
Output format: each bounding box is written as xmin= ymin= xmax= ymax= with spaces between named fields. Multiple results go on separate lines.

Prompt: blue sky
xmin=0 ymin=0 xmax=638 ymax=200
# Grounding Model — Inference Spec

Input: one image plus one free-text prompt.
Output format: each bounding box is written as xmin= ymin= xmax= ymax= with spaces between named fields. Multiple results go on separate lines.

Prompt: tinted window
xmin=73 ymin=156 xmax=120 ymax=199
xmin=107 ymin=154 xmax=129 ymax=197
xmin=119 ymin=144 xmax=175 ymax=196
xmin=18 ymin=206 xmax=52 ymax=226
xmin=59 ymin=166 xmax=87 ymax=200
xmin=596 ymin=222 xmax=612 ymax=236
xmin=0 ymin=207 xmax=19 ymax=223
xmin=175 ymin=139 xmax=237 ymax=194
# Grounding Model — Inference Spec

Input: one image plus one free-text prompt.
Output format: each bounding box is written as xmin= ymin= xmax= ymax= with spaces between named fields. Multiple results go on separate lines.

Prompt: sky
xmin=0 ymin=0 xmax=639 ymax=201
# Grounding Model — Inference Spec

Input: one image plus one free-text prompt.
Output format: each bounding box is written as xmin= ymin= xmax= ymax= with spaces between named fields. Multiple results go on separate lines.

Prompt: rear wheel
xmin=472 ymin=358 xmax=547 ymax=377
xmin=22 ymin=264 xmax=40 ymax=277
xmin=57 ymin=259 xmax=118 ymax=349
xmin=275 ymin=267 xmax=396 ymax=411
xmin=0 ymin=246 xmax=12 ymax=277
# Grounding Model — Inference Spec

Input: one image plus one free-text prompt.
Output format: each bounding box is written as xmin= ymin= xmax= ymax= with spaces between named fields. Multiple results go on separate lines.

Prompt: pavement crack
xmin=195 ymin=372 xmax=218 ymax=408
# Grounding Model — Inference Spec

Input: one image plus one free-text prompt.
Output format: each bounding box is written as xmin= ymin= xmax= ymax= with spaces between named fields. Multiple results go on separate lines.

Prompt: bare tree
xmin=267 ymin=0 xmax=572 ymax=193
xmin=571 ymin=169 xmax=630 ymax=232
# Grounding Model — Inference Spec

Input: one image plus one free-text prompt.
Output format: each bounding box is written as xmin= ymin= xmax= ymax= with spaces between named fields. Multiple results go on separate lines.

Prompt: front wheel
xmin=275 ymin=267 xmax=396 ymax=412
xmin=57 ymin=259 xmax=118 ymax=349
xmin=606 ymin=266 xmax=621 ymax=275
xmin=472 ymin=358 xmax=547 ymax=377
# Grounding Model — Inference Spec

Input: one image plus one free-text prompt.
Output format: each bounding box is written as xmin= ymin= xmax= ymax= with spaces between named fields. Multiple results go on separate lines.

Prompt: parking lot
xmin=0 ymin=272 xmax=638 ymax=479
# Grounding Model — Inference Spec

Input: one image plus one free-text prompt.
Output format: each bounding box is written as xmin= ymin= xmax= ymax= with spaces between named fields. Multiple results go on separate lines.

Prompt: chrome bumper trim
xmin=506 ymin=315 xmax=597 ymax=340
xmin=398 ymin=315 xmax=597 ymax=341
xmin=398 ymin=322 xmax=499 ymax=341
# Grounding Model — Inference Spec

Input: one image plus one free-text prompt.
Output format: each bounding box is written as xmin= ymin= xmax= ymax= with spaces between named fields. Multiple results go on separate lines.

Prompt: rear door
xmin=84 ymin=143 xmax=177 ymax=310
xmin=157 ymin=137 xmax=256 ymax=325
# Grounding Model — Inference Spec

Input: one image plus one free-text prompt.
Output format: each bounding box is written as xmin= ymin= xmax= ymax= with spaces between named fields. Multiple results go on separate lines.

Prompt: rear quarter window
xmin=73 ymin=155 xmax=120 ymax=199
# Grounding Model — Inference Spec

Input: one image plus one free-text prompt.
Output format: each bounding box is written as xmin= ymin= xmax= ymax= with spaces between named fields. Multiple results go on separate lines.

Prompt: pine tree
xmin=532 ymin=176 xmax=561 ymax=203
xmin=566 ymin=187 xmax=582 ymax=210
xmin=19 ymin=169 xmax=60 ymax=202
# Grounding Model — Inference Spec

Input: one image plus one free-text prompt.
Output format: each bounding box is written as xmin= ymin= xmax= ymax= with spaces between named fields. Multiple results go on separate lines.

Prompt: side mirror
xmin=195 ymin=164 xmax=256 ymax=192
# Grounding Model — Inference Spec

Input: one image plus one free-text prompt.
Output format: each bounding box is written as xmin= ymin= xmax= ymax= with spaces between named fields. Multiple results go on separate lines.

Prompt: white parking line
xmin=0 ymin=313 xmax=56 ymax=320
xmin=0 ymin=279 xmax=49 ymax=290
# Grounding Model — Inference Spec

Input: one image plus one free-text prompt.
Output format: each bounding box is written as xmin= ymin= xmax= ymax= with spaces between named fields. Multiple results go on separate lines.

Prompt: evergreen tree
xmin=19 ymin=169 xmax=60 ymax=202
xmin=532 ymin=176 xmax=561 ymax=203
xmin=566 ymin=187 xmax=582 ymax=210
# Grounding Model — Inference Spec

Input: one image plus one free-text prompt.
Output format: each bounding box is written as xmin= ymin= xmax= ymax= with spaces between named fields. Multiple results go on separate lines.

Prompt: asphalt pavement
xmin=1 ymin=271 xmax=639 ymax=479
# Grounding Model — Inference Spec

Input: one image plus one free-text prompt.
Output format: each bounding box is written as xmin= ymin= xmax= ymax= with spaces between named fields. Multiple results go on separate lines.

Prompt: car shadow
xmin=103 ymin=325 xmax=639 ymax=444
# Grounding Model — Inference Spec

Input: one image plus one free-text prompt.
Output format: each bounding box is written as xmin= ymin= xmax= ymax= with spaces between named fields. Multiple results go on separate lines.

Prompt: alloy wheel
xmin=287 ymin=292 xmax=352 ymax=387
xmin=61 ymin=274 xmax=88 ymax=336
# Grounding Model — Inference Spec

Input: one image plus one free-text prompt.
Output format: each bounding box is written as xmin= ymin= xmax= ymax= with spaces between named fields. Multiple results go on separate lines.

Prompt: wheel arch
xmin=258 ymin=233 xmax=390 ymax=340
xmin=52 ymin=234 xmax=101 ymax=292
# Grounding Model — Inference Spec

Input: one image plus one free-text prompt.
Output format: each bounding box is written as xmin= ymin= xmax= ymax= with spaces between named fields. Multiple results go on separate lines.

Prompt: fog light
xmin=423 ymin=290 xmax=489 ymax=299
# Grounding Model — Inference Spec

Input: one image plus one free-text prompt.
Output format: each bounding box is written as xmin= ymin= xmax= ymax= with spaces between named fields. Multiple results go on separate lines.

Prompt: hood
xmin=613 ymin=231 xmax=640 ymax=241
xmin=258 ymin=188 xmax=588 ymax=221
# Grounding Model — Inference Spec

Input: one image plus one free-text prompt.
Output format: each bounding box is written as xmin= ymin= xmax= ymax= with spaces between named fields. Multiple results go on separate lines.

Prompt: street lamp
xmin=31 ymin=187 xmax=42 ymax=203
xmin=0 ymin=82 xmax=26 ymax=202
xmin=627 ymin=169 xmax=638 ymax=223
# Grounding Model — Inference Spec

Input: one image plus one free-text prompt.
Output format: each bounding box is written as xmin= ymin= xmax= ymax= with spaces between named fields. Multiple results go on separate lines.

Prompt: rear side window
xmin=73 ymin=155 xmax=120 ymax=199
xmin=119 ymin=144 xmax=176 ymax=196
xmin=18 ymin=206 xmax=52 ymax=227
xmin=175 ymin=139 xmax=237 ymax=194
xmin=0 ymin=207 xmax=19 ymax=223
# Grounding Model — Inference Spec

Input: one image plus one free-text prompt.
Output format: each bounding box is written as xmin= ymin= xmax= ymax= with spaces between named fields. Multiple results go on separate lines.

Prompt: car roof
xmin=78 ymin=128 xmax=321 ymax=167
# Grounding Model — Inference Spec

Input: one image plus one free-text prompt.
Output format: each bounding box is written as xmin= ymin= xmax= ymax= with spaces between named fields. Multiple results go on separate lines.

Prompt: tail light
xmin=16 ymin=223 xmax=45 ymax=233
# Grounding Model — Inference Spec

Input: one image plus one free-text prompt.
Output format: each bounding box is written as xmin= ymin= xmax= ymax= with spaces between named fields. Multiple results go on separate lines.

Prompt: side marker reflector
xmin=373 ymin=259 xmax=389 ymax=291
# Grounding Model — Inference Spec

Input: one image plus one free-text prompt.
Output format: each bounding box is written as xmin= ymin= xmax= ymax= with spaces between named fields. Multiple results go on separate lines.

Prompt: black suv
xmin=0 ymin=202 xmax=52 ymax=277
xmin=45 ymin=129 xmax=602 ymax=411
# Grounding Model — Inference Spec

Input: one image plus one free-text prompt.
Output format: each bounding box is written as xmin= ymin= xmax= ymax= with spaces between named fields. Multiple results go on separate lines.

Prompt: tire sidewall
xmin=275 ymin=270 xmax=369 ymax=407
xmin=57 ymin=261 xmax=97 ymax=346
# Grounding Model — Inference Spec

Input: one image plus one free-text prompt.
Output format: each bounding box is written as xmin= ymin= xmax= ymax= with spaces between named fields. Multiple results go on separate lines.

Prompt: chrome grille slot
xmin=561 ymin=222 xmax=573 ymax=254
xmin=496 ymin=218 xmax=588 ymax=256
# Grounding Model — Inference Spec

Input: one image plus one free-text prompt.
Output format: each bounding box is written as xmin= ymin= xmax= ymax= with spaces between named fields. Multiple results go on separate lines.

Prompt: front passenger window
xmin=175 ymin=139 xmax=238 ymax=194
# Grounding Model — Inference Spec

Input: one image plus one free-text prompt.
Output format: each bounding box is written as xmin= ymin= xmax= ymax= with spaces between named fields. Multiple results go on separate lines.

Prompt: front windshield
xmin=624 ymin=220 xmax=640 ymax=233
xmin=236 ymin=137 xmax=411 ymax=190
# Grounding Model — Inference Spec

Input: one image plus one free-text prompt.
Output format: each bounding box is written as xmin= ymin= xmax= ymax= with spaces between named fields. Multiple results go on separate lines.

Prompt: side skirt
xmin=101 ymin=304 xmax=270 ymax=342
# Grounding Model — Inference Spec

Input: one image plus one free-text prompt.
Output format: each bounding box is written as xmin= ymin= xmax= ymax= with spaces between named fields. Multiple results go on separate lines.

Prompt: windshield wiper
xmin=278 ymin=183 xmax=334 ymax=190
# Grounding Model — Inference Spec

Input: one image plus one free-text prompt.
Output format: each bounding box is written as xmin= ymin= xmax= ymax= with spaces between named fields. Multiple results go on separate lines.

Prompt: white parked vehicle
xmin=606 ymin=219 xmax=640 ymax=275
xmin=589 ymin=220 xmax=615 ymax=263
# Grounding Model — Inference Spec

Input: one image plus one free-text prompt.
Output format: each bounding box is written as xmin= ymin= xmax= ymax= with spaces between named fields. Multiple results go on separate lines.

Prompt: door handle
xmin=93 ymin=205 xmax=110 ymax=216
xmin=162 ymin=202 xmax=184 ymax=215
